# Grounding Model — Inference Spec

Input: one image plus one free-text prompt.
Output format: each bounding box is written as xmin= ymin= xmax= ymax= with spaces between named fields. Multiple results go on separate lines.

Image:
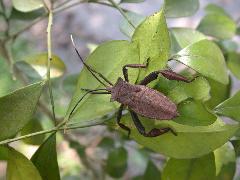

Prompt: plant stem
xmin=107 ymin=0 xmax=136 ymax=29
xmin=0 ymin=121 xmax=105 ymax=145
xmin=46 ymin=5 xmax=57 ymax=124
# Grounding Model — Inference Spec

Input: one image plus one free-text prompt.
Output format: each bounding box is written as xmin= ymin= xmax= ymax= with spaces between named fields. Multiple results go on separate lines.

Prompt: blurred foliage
xmin=0 ymin=0 xmax=240 ymax=179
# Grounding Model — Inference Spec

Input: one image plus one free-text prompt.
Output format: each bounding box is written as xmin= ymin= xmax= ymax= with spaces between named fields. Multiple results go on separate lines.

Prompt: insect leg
xmin=117 ymin=104 xmax=131 ymax=137
xmin=122 ymin=64 xmax=147 ymax=82
xmin=159 ymin=69 xmax=194 ymax=83
xmin=139 ymin=71 xmax=159 ymax=85
xmin=130 ymin=110 xmax=177 ymax=137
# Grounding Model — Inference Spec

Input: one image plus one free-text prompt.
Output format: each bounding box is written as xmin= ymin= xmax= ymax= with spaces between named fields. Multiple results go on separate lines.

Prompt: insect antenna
xmin=69 ymin=89 xmax=110 ymax=118
xmin=70 ymin=35 xmax=113 ymax=87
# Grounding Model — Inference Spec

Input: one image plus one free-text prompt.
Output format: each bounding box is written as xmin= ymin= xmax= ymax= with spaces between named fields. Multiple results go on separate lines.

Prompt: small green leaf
xmin=143 ymin=161 xmax=161 ymax=180
xmin=162 ymin=153 xmax=215 ymax=180
xmin=66 ymin=41 xmax=139 ymax=123
xmin=120 ymin=11 xmax=145 ymax=38
xmin=18 ymin=53 xmax=66 ymax=78
xmin=10 ymin=8 xmax=44 ymax=20
xmin=105 ymin=147 xmax=128 ymax=178
xmin=168 ymin=77 xmax=210 ymax=104
xmin=197 ymin=13 xmax=236 ymax=39
xmin=0 ymin=81 xmax=45 ymax=141
xmin=174 ymin=39 xmax=229 ymax=84
xmin=20 ymin=118 xmax=45 ymax=145
xmin=111 ymin=117 xmax=238 ymax=158
xmin=0 ymin=58 xmax=19 ymax=97
xmin=214 ymin=142 xmax=236 ymax=179
xmin=12 ymin=0 xmax=44 ymax=12
xmin=204 ymin=4 xmax=230 ymax=17
xmin=164 ymin=0 xmax=199 ymax=18
xmin=132 ymin=9 xmax=170 ymax=77
xmin=170 ymin=28 xmax=206 ymax=54
xmin=205 ymin=78 xmax=231 ymax=109
xmin=227 ymin=52 xmax=240 ymax=80
xmin=174 ymin=100 xmax=216 ymax=126
xmin=214 ymin=90 xmax=240 ymax=121
xmin=7 ymin=146 xmax=42 ymax=180
xmin=31 ymin=133 xmax=60 ymax=180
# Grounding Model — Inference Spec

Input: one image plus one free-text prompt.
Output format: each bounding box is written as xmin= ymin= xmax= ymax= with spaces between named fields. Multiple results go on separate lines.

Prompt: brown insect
xmin=70 ymin=36 xmax=192 ymax=137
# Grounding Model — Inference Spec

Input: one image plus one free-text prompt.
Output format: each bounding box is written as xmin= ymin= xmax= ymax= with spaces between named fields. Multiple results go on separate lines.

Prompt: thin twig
xmin=107 ymin=0 xmax=136 ymax=29
xmin=0 ymin=122 xmax=105 ymax=145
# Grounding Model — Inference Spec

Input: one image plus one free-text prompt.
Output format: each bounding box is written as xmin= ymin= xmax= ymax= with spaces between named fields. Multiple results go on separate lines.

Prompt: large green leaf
xmin=66 ymin=41 xmax=139 ymax=123
xmin=31 ymin=133 xmax=60 ymax=180
xmin=170 ymin=28 xmax=206 ymax=54
xmin=16 ymin=53 xmax=66 ymax=78
xmin=227 ymin=52 xmax=240 ymax=80
xmin=197 ymin=11 xmax=236 ymax=39
xmin=164 ymin=0 xmax=199 ymax=18
xmin=174 ymin=100 xmax=216 ymax=126
xmin=173 ymin=39 xmax=229 ymax=84
xmin=105 ymin=147 xmax=128 ymax=178
xmin=214 ymin=90 xmax=240 ymax=121
xmin=162 ymin=153 xmax=215 ymax=180
xmin=214 ymin=142 xmax=236 ymax=180
xmin=111 ymin=117 xmax=238 ymax=158
xmin=12 ymin=0 xmax=44 ymax=12
xmin=7 ymin=146 xmax=42 ymax=180
xmin=205 ymin=78 xmax=231 ymax=109
xmin=168 ymin=77 xmax=210 ymax=104
xmin=132 ymin=9 xmax=170 ymax=77
xmin=0 ymin=81 xmax=45 ymax=141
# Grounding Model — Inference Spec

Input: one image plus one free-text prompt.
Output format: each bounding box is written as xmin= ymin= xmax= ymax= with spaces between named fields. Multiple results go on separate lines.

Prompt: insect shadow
xmin=69 ymin=35 xmax=193 ymax=138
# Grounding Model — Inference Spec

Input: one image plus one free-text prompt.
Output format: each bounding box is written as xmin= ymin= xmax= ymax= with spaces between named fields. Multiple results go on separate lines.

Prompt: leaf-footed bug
xmin=69 ymin=35 xmax=193 ymax=138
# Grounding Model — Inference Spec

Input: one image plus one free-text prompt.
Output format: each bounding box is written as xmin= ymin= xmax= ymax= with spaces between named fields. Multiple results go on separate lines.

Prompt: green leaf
xmin=162 ymin=153 xmax=215 ymax=180
xmin=205 ymin=78 xmax=231 ymax=109
xmin=214 ymin=90 xmax=240 ymax=121
xmin=0 ymin=58 xmax=19 ymax=97
xmin=7 ymin=146 xmax=42 ymax=180
xmin=66 ymin=41 xmax=139 ymax=123
xmin=173 ymin=39 xmax=229 ymax=84
xmin=17 ymin=53 xmax=66 ymax=78
xmin=98 ymin=137 xmax=115 ymax=150
xmin=143 ymin=160 xmax=161 ymax=180
xmin=31 ymin=133 xmax=60 ymax=180
xmin=105 ymin=147 xmax=128 ymax=178
xmin=227 ymin=52 xmax=240 ymax=80
xmin=0 ymin=146 xmax=9 ymax=160
xmin=12 ymin=0 xmax=44 ymax=12
xmin=164 ymin=0 xmax=199 ymax=18
xmin=120 ymin=0 xmax=145 ymax=3
xmin=20 ymin=118 xmax=45 ymax=145
xmin=112 ymin=117 xmax=238 ymax=158
xmin=204 ymin=4 xmax=230 ymax=17
xmin=0 ymin=81 xmax=45 ymax=141
xmin=197 ymin=13 xmax=236 ymax=39
xmin=174 ymin=100 xmax=216 ymax=126
xmin=170 ymin=28 xmax=206 ymax=54
xmin=120 ymin=11 xmax=145 ymax=38
xmin=132 ymin=9 xmax=170 ymax=77
xmin=218 ymin=40 xmax=238 ymax=53
xmin=10 ymin=8 xmax=44 ymax=20
xmin=214 ymin=142 xmax=236 ymax=180
xmin=168 ymin=77 xmax=210 ymax=104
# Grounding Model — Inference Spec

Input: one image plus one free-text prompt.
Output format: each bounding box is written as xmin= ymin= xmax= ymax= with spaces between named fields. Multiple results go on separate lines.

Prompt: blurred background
xmin=0 ymin=0 xmax=240 ymax=179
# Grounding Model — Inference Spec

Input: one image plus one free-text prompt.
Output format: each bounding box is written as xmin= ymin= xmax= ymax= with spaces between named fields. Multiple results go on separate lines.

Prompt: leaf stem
xmin=46 ymin=4 xmax=56 ymax=124
xmin=0 ymin=121 xmax=105 ymax=145
xmin=107 ymin=0 xmax=136 ymax=29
